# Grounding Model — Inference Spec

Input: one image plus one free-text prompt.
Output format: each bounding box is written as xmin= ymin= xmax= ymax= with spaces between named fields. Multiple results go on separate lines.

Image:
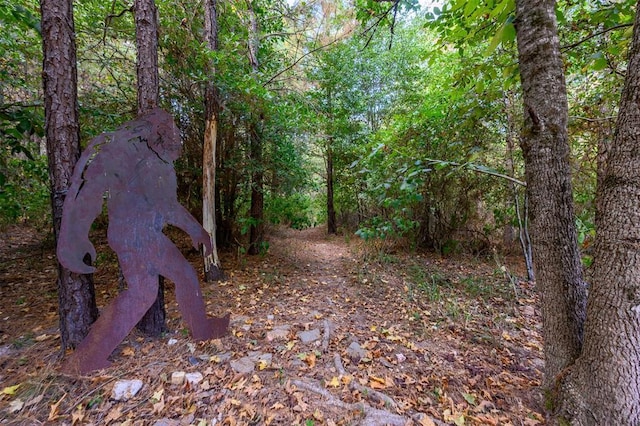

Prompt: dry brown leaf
xmin=270 ymin=402 xmax=285 ymax=410
xmin=418 ymin=416 xmax=436 ymax=426
xmin=104 ymin=406 xmax=122 ymax=424
xmin=305 ymin=352 xmax=317 ymax=368
xmin=122 ymin=346 xmax=135 ymax=357
xmin=369 ymin=376 xmax=387 ymax=389
xmin=48 ymin=393 xmax=66 ymax=421
xmin=71 ymin=405 xmax=85 ymax=425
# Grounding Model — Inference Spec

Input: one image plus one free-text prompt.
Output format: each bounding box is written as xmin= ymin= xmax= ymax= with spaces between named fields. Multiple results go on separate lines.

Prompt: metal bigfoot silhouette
xmin=57 ymin=108 xmax=229 ymax=374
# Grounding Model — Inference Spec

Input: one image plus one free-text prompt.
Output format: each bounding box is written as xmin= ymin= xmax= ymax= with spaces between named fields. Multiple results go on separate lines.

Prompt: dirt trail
xmin=0 ymin=225 xmax=544 ymax=425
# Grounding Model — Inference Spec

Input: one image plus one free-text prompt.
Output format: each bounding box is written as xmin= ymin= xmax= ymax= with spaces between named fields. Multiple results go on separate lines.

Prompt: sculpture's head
xmin=144 ymin=108 xmax=182 ymax=162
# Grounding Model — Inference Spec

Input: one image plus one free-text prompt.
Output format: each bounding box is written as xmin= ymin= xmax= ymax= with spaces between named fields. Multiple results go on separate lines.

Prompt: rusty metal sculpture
xmin=57 ymin=108 xmax=229 ymax=374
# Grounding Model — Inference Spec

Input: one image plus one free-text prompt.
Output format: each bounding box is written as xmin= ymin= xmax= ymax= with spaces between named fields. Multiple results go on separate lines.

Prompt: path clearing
xmin=0 ymin=225 xmax=544 ymax=425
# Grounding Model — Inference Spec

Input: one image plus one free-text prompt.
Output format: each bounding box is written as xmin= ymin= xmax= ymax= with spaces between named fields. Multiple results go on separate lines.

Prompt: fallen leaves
xmin=0 ymin=225 xmax=544 ymax=425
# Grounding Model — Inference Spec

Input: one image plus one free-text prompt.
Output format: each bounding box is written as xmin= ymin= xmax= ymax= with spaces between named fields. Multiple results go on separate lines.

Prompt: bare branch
xmin=561 ymin=23 xmax=633 ymax=51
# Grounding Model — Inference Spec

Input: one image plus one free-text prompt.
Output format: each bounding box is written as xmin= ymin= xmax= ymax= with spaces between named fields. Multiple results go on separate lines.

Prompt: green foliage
xmin=265 ymin=193 xmax=319 ymax=230
xmin=0 ymin=147 xmax=50 ymax=227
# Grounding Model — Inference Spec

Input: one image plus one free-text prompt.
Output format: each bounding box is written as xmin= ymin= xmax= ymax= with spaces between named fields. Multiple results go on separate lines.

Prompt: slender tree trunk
xmin=203 ymin=0 xmax=223 ymax=280
xmin=41 ymin=0 xmax=98 ymax=350
xmin=247 ymin=0 xmax=264 ymax=255
xmin=326 ymin=141 xmax=337 ymax=234
xmin=248 ymin=120 xmax=265 ymax=255
xmin=134 ymin=0 xmax=166 ymax=335
xmin=557 ymin=5 xmax=640 ymax=423
xmin=513 ymin=0 xmax=587 ymax=391
xmin=326 ymin=85 xmax=337 ymax=234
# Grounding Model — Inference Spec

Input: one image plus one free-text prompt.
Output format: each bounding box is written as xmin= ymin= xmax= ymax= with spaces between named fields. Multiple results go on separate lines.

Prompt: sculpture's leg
xmin=157 ymin=242 xmax=229 ymax=340
xmin=61 ymin=259 xmax=159 ymax=375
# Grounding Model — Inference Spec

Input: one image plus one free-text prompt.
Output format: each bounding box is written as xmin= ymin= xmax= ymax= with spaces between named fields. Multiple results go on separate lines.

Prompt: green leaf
xmin=462 ymin=392 xmax=476 ymax=405
xmin=592 ymin=57 xmax=608 ymax=71
xmin=464 ymin=0 xmax=479 ymax=17
xmin=485 ymin=22 xmax=515 ymax=56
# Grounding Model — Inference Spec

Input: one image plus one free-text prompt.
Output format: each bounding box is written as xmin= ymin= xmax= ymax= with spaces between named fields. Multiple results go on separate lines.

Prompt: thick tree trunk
xmin=41 ymin=0 xmax=98 ymax=350
xmin=514 ymin=0 xmax=587 ymax=390
xmin=558 ymin=5 xmax=640 ymax=423
xmin=134 ymin=0 xmax=159 ymax=116
xmin=203 ymin=0 xmax=223 ymax=281
xmin=134 ymin=0 xmax=166 ymax=335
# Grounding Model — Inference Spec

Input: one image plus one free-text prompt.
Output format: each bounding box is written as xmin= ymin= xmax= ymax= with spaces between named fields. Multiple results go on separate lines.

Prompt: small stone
xmin=267 ymin=314 xmax=275 ymax=321
xmin=247 ymin=352 xmax=273 ymax=367
xmin=231 ymin=315 xmax=250 ymax=325
xmin=185 ymin=372 xmax=203 ymax=385
xmin=171 ymin=371 xmax=186 ymax=385
xmin=153 ymin=419 xmax=179 ymax=426
xmin=230 ymin=357 xmax=255 ymax=374
xmin=297 ymin=328 xmax=321 ymax=344
xmin=111 ymin=379 xmax=143 ymax=401
xmin=266 ymin=325 xmax=291 ymax=341
xmin=379 ymin=357 xmax=394 ymax=368
xmin=215 ymin=352 xmax=232 ymax=363
xmin=395 ymin=353 xmax=407 ymax=363
xmin=167 ymin=338 xmax=178 ymax=346
xmin=346 ymin=341 xmax=366 ymax=361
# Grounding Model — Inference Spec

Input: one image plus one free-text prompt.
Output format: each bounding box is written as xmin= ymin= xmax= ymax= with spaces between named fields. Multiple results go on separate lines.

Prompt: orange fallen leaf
xmin=369 ymin=376 xmax=387 ymax=389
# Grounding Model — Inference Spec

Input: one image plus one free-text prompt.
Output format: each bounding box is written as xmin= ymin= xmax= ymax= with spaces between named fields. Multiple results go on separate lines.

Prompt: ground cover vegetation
xmin=1 ymin=0 xmax=639 ymax=423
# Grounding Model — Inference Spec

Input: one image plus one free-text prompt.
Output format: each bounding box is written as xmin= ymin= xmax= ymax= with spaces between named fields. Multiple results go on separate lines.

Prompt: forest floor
xmin=0 ymin=225 xmax=544 ymax=425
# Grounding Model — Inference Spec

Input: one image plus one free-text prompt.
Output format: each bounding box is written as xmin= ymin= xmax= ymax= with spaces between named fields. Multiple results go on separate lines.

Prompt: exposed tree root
xmin=288 ymin=352 xmax=443 ymax=426
xmin=290 ymin=378 xmax=408 ymax=426
xmin=322 ymin=319 xmax=331 ymax=353
xmin=333 ymin=352 xmax=399 ymax=410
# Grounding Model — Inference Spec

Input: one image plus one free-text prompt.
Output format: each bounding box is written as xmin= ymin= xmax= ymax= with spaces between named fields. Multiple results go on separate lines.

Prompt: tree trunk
xmin=203 ymin=0 xmax=223 ymax=280
xmin=326 ymin=85 xmax=337 ymax=235
xmin=247 ymin=1 xmax=264 ymax=255
xmin=134 ymin=0 xmax=166 ymax=335
xmin=248 ymin=120 xmax=265 ymax=255
xmin=513 ymin=0 xmax=587 ymax=390
xmin=327 ymin=142 xmax=337 ymax=234
xmin=135 ymin=0 xmax=159 ymax=116
xmin=41 ymin=0 xmax=98 ymax=350
xmin=557 ymin=5 xmax=640 ymax=423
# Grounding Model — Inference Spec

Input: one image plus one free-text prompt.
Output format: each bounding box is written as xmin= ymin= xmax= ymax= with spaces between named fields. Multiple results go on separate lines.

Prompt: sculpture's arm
xmin=56 ymin=139 xmax=110 ymax=274
xmin=166 ymin=203 xmax=213 ymax=257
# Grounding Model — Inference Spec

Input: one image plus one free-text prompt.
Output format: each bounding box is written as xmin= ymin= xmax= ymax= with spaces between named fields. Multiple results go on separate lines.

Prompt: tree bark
xmin=203 ymin=0 xmax=224 ymax=280
xmin=326 ymin=85 xmax=337 ymax=235
xmin=134 ymin=0 xmax=166 ymax=335
xmin=327 ymin=141 xmax=337 ymax=234
xmin=557 ymin=4 xmax=640 ymax=423
xmin=247 ymin=1 xmax=265 ymax=255
xmin=513 ymin=0 xmax=587 ymax=390
xmin=248 ymin=119 xmax=265 ymax=255
xmin=41 ymin=0 xmax=98 ymax=350
xmin=135 ymin=0 xmax=159 ymax=116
